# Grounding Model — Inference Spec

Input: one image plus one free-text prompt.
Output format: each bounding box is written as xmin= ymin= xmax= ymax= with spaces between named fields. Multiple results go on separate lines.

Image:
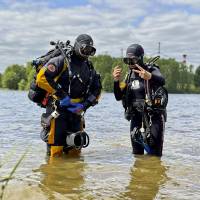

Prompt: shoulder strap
xmin=84 ymin=60 xmax=95 ymax=96
xmin=54 ymin=60 xmax=68 ymax=82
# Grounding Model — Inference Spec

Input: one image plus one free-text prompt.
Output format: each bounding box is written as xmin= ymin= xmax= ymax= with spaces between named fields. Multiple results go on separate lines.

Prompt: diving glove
xmin=59 ymin=96 xmax=71 ymax=107
xmin=67 ymin=103 xmax=84 ymax=114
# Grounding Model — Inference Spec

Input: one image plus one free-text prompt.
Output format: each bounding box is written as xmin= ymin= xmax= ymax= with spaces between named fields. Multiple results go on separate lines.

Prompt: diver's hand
xmin=133 ymin=64 xmax=152 ymax=80
xmin=59 ymin=96 xmax=71 ymax=107
xmin=67 ymin=103 xmax=84 ymax=115
xmin=112 ymin=66 xmax=122 ymax=81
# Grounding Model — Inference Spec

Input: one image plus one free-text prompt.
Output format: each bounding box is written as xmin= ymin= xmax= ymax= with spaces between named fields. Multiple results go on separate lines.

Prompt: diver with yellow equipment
xmin=28 ymin=34 xmax=101 ymax=157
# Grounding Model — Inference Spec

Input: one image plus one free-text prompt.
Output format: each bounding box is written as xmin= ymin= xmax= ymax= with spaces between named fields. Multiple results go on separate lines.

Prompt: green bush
xmin=18 ymin=79 xmax=26 ymax=90
xmin=194 ymin=66 xmax=200 ymax=88
xmin=1 ymin=64 xmax=26 ymax=90
xmin=103 ymin=73 xmax=113 ymax=92
xmin=0 ymin=73 xmax=2 ymax=88
xmin=0 ymin=55 xmax=199 ymax=93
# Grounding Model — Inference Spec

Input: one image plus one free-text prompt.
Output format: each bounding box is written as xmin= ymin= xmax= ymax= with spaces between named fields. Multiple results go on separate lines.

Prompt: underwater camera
xmin=66 ymin=131 xmax=89 ymax=149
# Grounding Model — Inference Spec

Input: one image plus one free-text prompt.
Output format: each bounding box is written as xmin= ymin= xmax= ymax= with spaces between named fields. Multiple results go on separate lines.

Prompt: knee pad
xmin=40 ymin=128 xmax=49 ymax=142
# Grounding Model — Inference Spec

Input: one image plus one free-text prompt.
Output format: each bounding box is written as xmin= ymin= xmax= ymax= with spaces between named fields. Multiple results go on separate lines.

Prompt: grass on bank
xmin=0 ymin=150 xmax=28 ymax=200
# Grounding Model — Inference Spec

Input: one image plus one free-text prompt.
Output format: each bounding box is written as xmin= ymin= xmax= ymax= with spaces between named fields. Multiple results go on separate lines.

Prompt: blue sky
xmin=0 ymin=0 xmax=200 ymax=71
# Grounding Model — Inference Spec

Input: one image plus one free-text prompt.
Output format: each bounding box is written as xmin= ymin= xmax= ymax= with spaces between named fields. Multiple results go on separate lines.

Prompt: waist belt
xmin=71 ymin=98 xmax=84 ymax=103
xmin=51 ymin=93 xmax=84 ymax=102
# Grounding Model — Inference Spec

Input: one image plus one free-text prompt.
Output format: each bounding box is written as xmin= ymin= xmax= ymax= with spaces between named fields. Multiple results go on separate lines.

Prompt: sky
xmin=0 ymin=0 xmax=200 ymax=72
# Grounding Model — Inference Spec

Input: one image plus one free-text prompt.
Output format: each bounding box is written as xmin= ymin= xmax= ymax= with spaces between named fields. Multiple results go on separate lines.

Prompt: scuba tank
xmin=28 ymin=40 xmax=73 ymax=107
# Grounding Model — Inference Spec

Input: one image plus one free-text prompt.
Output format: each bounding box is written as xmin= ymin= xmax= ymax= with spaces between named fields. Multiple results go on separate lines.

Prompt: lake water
xmin=0 ymin=90 xmax=200 ymax=200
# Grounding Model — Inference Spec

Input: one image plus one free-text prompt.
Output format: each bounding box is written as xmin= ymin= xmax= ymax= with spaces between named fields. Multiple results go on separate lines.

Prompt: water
xmin=0 ymin=90 xmax=200 ymax=200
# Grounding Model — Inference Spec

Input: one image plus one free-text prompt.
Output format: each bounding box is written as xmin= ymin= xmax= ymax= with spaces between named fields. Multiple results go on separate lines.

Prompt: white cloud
xmin=159 ymin=0 xmax=200 ymax=8
xmin=0 ymin=0 xmax=199 ymax=71
xmin=135 ymin=11 xmax=200 ymax=65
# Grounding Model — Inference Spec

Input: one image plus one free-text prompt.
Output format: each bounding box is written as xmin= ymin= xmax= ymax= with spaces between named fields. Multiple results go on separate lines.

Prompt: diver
xmin=36 ymin=34 xmax=101 ymax=157
xmin=112 ymin=44 xmax=167 ymax=157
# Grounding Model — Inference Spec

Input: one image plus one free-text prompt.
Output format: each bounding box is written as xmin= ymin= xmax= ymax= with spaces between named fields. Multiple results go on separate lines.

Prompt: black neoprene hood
xmin=75 ymin=34 xmax=93 ymax=46
xmin=126 ymin=44 xmax=144 ymax=58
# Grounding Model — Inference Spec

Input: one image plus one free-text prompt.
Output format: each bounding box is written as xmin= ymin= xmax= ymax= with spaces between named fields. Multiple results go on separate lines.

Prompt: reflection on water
xmin=36 ymin=155 xmax=168 ymax=200
xmin=0 ymin=91 xmax=200 ymax=199
xmin=118 ymin=156 xmax=168 ymax=200
xmin=37 ymin=155 xmax=86 ymax=200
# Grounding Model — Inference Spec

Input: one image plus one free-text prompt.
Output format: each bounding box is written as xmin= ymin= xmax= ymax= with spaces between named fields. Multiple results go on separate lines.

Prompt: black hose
xmin=83 ymin=132 xmax=90 ymax=148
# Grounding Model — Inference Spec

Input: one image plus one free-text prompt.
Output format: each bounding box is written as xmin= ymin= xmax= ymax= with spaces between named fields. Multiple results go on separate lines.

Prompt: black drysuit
xmin=37 ymin=53 xmax=101 ymax=156
xmin=114 ymin=64 xmax=166 ymax=156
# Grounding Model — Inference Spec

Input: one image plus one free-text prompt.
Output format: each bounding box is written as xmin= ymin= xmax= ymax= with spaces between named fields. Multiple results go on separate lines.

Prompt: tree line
xmin=0 ymin=55 xmax=200 ymax=93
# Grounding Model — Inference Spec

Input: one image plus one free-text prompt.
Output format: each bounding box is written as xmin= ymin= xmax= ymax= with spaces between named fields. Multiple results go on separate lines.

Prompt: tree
xmin=2 ymin=71 xmax=19 ymax=89
xmin=0 ymin=73 xmax=2 ymax=88
xmin=18 ymin=79 xmax=26 ymax=90
xmin=0 ymin=55 xmax=199 ymax=93
xmin=158 ymin=58 xmax=180 ymax=92
xmin=25 ymin=62 xmax=35 ymax=90
xmin=103 ymin=73 xmax=113 ymax=92
xmin=194 ymin=66 xmax=200 ymax=88
xmin=1 ymin=64 xmax=26 ymax=89
xmin=91 ymin=55 xmax=113 ymax=80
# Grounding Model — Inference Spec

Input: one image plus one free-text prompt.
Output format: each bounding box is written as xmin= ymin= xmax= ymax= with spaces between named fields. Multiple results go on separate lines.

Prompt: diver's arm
xmin=83 ymin=71 xmax=102 ymax=110
xmin=112 ymin=66 xmax=127 ymax=101
xmin=36 ymin=56 xmax=67 ymax=99
xmin=150 ymin=67 xmax=165 ymax=86
xmin=114 ymin=81 xmax=126 ymax=101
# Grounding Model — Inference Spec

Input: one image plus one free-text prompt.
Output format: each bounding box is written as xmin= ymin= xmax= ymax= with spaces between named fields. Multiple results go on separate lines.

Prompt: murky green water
xmin=0 ymin=90 xmax=200 ymax=199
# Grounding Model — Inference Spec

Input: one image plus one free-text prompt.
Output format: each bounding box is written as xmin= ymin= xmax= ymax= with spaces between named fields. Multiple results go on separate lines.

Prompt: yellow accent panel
xmin=36 ymin=67 xmax=56 ymax=94
xmin=51 ymin=97 xmax=83 ymax=102
xmin=71 ymin=98 xmax=83 ymax=103
xmin=50 ymin=146 xmax=63 ymax=157
xmin=119 ymin=81 xmax=127 ymax=90
xmin=52 ymin=94 xmax=59 ymax=100
xmin=48 ymin=118 xmax=55 ymax=144
xmin=36 ymin=60 xmax=68 ymax=96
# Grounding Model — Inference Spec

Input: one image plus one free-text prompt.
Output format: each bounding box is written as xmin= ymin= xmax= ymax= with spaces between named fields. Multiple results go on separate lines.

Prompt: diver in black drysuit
xmin=113 ymin=44 xmax=166 ymax=156
xmin=37 ymin=34 xmax=101 ymax=156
